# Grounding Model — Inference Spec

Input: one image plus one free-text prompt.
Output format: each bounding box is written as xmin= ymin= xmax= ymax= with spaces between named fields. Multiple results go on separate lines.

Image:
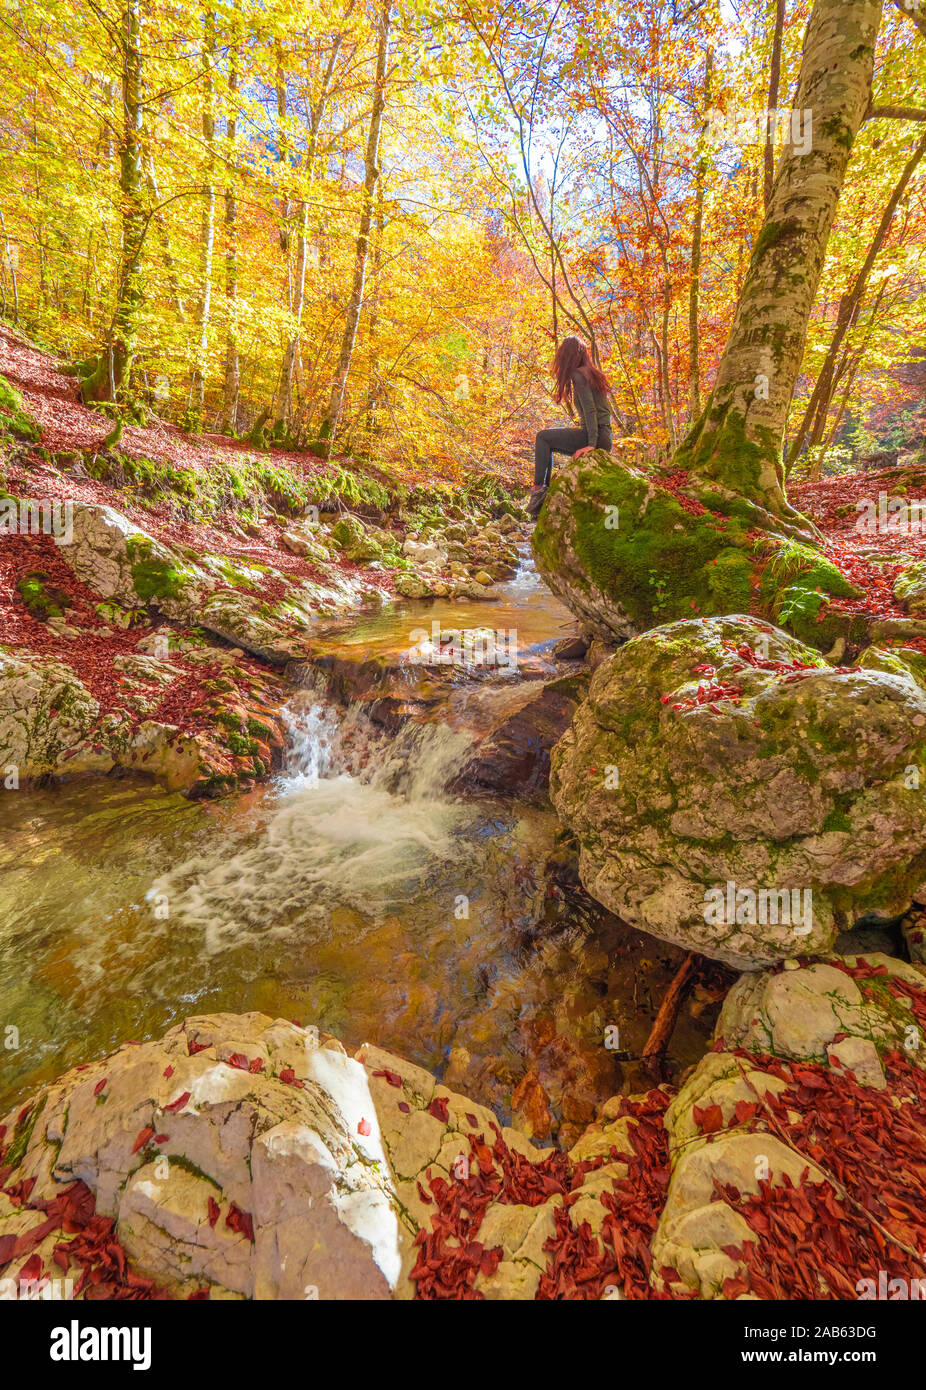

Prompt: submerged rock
xmin=454 ymin=673 xmax=588 ymax=803
xmin=550 ymin=614 xmax=926 ymax=967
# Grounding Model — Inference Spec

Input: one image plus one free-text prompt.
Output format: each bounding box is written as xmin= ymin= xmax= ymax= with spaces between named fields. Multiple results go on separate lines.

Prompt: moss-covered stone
xmin=532 ymin=451 xmax=859 ymax=650
xmin=16 ymin=571 xmax=73 ymax=621
xmin=550 ymin=614 xmax=926 ymax=968
xmin=0 ymin=373 xmax=41 ymax=443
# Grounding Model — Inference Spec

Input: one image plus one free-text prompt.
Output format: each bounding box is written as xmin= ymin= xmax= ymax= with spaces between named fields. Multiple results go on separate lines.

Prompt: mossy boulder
xmin=531 ymin=451 xmax=757 ymax=641
xmin=53 ymin=502 xmax=206 ymax=619
xmin=858 ymin=643 xmax=926 ymax=690
xmin=16 ymin=571 xmax=73 ymax=621
xmin=531 ymin=452 xmax=864 ymax=650
xmin=894 ymin=560 xmax=926 ymax=616
xmin=549 ymin=614 xmax=926 ymax=968
xmin=330 ymin=515 xmax=384 ymax=563
xmin=0 ymin=373 xmax=41 ymax=443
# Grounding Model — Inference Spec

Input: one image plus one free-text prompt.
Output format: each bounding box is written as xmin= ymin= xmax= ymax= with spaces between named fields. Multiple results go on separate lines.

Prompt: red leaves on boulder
xmin=0 ymin=1176 xmax=168 ymax=1299
xmin=372 ymin=1068 xmax=403 ymax=1088
xmin=227 ymin=1053 xmax=249 ymax=1071
xmin=131 ymin=1128 xmax=155 ymax=1154
xmin=163 ymin=1066 xmax=174 ymax=1079
xmin=225 ymin=1204 xmax=254 ymax=1243
xmin=693 ymin=1103 xmax=724 ymax=1135
xmin=163 ymin=1091 xmax=191 ymax=1114
xmin=428 ymin=1096 xmax=450 ymax=1123
xmin=398 ymin=1102 xmax=410 ymax=1114
xmin=207 ymin=1197 xmax=220 ymax=1229
xmin=187 ymin=1039 xmax=209 ymax=1056
xmin=93 ymin=1078 xmax=107 ymax=1097
xmin=278 ymin=1067 xmax=304 ymax=1088
xmin=248 ymin=1057 xmax=264 ymax=1074
xmin=357 ymin=1117 xmax=372 ymax=1136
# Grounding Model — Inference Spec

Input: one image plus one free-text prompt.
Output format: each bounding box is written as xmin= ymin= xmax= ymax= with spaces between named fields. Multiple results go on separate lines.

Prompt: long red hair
xmin=552 ymin=336 xmax=610 ymax=406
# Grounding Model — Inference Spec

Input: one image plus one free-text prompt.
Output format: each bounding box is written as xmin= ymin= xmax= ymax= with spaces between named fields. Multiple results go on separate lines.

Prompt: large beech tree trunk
xmin=190 ymin=9 xmax=216 ymax=424
xmin=86 ymin=0 xmax=144 ymax=402
xmin=675 ymin=0 xmax=882 ymax=520
xmin=221 ymin=37 xmax=240 ymax=434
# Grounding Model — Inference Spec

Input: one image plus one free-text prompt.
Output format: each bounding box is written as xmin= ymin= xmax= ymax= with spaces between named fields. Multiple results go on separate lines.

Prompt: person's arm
xmin=572 ymin=374 xmax=599 ymax=448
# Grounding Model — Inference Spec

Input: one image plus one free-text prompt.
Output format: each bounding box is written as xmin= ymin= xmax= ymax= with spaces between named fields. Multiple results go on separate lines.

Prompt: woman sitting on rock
xmin=528 ymin=337 xmax=613 ymax=519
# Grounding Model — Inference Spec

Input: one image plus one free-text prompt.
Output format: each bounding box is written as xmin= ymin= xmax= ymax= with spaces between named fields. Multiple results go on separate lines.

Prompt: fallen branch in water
xmin=640 ymin=952 xmax=699 ymax=1082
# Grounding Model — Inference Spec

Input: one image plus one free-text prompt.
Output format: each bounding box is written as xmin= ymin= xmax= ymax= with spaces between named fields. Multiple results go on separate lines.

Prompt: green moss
xmin=17 ymin=571 xmax=72 ymax=620
xmin=164 ymin=1153 xmax=222 ymax=1190
xmin=535 ymin=454 xmax=756 ymax=628
xmin=3 ymin=1091 xmax=47 ymax=1171
xmin=227 ymin=730 xmax=258 ymax=756
xmin=125 ymin=534 xmax=196 ymax=602
xmin=0 ymin=373 xmax=42 ymax=443
xmin=707 ymin=547 xmax=754 ymax=612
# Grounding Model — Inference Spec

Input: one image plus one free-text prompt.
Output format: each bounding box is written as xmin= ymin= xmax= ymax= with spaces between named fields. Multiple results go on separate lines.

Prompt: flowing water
xmin=0 ymin=553 xmax=721 ymax=1140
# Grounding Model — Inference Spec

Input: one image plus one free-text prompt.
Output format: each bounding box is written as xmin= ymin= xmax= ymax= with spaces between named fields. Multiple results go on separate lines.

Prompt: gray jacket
xmin=572 ymin=372 xmax=611 ymax=447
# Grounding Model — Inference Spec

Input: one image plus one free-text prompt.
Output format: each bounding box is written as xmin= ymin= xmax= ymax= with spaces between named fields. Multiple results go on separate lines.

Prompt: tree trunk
xmin=675 ymin=0 xmax=882 ymax=520
xmin=190 ymin=9 xmax=216 ymax=425
xmin=319 ymin=0 xmax=392 ymax=450
xmin=273 ymin=200 xmax=307 ymax=427
xmin=144 ymin=154 xmax=185 ymax=319
xmin=764 ymin=0 xmax=786 ymax=210
xmin=83 ymin=0 xmax=144 ymax=402
xmin=688 ymin=52 xmax=712 ymax=423
xmin=786 ymin=128 xmax=926 ymax=468
xmin=221 ymin=34 xmax=240 ymax=434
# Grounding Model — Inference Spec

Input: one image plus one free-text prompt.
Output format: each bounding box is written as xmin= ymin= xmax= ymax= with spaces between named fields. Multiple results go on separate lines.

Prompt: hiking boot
xmin=527 ymin=485 xmax=548 ymax=519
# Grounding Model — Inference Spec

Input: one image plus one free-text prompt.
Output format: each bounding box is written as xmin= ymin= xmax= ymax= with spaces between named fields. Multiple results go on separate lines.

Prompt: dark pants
xmin=533 ymin=427 xmax=612 ymax=487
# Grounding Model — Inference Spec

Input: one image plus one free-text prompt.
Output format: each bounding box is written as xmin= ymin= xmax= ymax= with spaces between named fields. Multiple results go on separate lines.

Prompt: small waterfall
xmin=148 ymin=693 xmax=474 ymax=956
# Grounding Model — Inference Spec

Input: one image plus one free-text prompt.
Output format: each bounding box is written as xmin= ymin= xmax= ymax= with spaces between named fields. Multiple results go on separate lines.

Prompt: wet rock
xmin=394 ymin=574 xmax=432 ymax=600
xmin=510 ymin=1070 xmax=552 ymax=1140
xmin=551 ymin=615 xmax=926 ymax=968
xmin=454 ymin=673 xmax=588 ymax=802
xmin=553 ymin=634 xmax=589 ymax=661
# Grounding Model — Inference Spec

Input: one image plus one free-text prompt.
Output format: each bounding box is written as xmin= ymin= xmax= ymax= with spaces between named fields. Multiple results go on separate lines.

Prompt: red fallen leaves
xmin=163 ymin=1066 xmax=174 ymax=1079
xmin=428 ymin=1097 xmax=450 ymax=1123
xmin=372 ymin=1068 xmax=403 ymax=1088
xmin=163 ymin=1091 xmax=191 ymax=1114
xmin=412 ymin=1089 xmax=677 ymax=1301
xmin=0 ymin=1177 xmax=169 ymax=1299
xmin=187 ymin=1039 xmax=209 ymax=1056
xmin=225 ymin=1204 xmax=254 ymax=1243
xmin=207 ymin=1197 xmax=220 ymax=1229
xmin=131 ymin=1127 xmax=155 ymax=1154
xmin=227 ymin=1053 xmax=249 ymax=1071
xmin=693 ymin=1102 xmax=724 ymax=1135
xmin=248 ymin=1057 xmax=264 ymax=1074
xmin=278 ymin=1068 xmax=304 ymax=1088
xmin=357 ymin=1117 xmax=372 ymax=1136
xmin=93 ymin=1078 xmax=107 ymax=1097
xmin=398 ymin=1101 xmax=410 ymax=1114
xmin=662 ymin=680 xmax=744 ymax=713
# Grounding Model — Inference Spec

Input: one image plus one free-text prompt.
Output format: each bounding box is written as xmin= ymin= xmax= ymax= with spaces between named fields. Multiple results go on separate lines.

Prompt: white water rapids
xmin=148 ymin=694 xmax=474 ymax=955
